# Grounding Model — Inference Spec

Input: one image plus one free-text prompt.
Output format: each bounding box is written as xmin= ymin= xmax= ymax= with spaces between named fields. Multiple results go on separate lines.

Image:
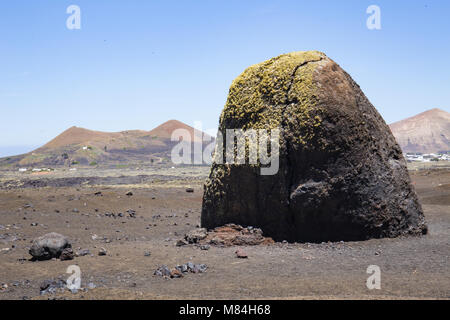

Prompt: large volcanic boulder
xmin=201 ymin=51 xmax=427 ymax=242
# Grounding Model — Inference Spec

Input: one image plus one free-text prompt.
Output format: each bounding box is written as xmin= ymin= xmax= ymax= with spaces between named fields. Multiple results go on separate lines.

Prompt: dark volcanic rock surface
xmin=201 ymin=51 xmax=427 ymax=242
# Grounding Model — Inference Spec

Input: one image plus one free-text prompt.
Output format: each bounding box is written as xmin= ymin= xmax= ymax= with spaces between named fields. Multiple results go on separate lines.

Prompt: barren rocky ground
xmin=0 ymin=167 xmax=448 ymax=300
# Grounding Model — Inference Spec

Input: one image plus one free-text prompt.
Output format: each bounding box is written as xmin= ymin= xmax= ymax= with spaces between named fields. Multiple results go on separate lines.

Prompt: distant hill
xmin=389 ymin=108 xmax=450 ymax=154
xmin=149 ymin=119 xmax=207 ymax=140
xmin=3 ymin=109 xmax=448 ymax=168
xmin=0 ymin=120 xmax=213 ymax=168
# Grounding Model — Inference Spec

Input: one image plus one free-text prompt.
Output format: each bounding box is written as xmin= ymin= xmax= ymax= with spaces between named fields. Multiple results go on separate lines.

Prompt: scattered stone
xmin=176 ymin=239 xmax=188 ymax=247
xmin=127 ymin=209 xmax=136 ymax=218
xmin=87 ymin=282 xmax=96 ymax=289
xmin=186 ymin=261 xmax=194 ymax=270
xmin=178 ymin=224 xmax=273 ymax=248
xmin=184 ymin=228 xmax=208 ymax=244
xmin=176 ymin=264 xmax=189 ymax=273
xmin=170 ymin=269 xmax=183 ymax=278
xmin=39 ymin=279 xmax=66 ymax=295
xmin=235 ymin=249 xmax=248 ymax=259
xmin=156 ymin=262 xmax=207 ymax=278
xmin=183 ymin=262 xmax=208 ymax=273
xmin=209 ymin=224 xmax=273 ymax=247
xmin=144 ymin=251 xmax=151 ymax=257
xmin=60 ymin=247 xmax=74 ymax=261
xmin=154 ymin=265 xmax=171 ymax=277
xmin=191 ymin=264 xmax=208 ymax=273
xmin=76 ymin=249 xmax=91 ymax=257
xmin=29 ymin=233 xmax=72 ymax=261
xmin=98 ymin=247 xmax=107 ymax=256
xmin=201 ymin=51 xmax=427 ymax=242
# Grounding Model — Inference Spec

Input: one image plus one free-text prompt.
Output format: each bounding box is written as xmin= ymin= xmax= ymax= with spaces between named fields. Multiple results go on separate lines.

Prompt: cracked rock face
xmin=201 ymin=51 xmax=427 ymax=242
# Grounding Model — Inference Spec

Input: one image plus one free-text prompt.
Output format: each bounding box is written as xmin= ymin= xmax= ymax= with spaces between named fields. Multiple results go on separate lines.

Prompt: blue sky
xmin=0 ymin=0 xmax=449 ymax=157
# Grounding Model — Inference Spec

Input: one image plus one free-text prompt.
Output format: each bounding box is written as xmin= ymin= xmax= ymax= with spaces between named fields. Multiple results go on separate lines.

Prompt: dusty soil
xmin=0 ymin=167 xmax=448 ymax=300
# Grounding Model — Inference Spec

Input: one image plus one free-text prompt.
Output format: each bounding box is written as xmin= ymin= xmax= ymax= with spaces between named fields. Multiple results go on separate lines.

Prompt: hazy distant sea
xmin=0 ymin=145 xmax=38 ymax=158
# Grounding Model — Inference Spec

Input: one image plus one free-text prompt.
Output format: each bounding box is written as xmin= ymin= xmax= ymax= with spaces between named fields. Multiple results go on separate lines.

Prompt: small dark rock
xmin=186 ymin=262 xmax=195 ymax=271
xmin=235 ymin=249 xmax=248 ymax=259
xmin=176 ymin=239 xmax=188 ymax=247
xmin=192 ymin=264 xmax=208 ymax=273
xmin=39 ymin=279 xmax=66 ymax=295
xmin=60 ymin=247 xmax=74 ymax=261
xmin=184 ymin=228 xmax=207 ymax=244
xmin=154 ymin=265 xmax=171 ymax=277
xmin=76 ymin=249 xmax=91 ymax=257
xmin=170 ymin=269 xmax=183 ymax=278
xmin=176 ymin=264 xmax=189 ymax=273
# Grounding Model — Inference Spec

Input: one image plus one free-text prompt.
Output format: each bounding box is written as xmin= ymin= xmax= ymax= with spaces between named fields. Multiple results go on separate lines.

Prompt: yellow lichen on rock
xmin=219 ymin=50 xmax=325 ymax=133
